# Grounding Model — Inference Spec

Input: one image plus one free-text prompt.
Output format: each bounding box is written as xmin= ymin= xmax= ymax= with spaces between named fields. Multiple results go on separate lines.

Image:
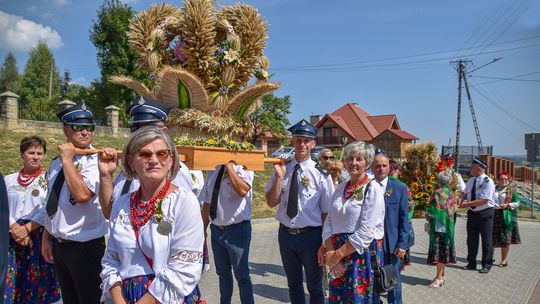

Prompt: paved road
xmin=199 ymin=217 xmax=540 ymax=303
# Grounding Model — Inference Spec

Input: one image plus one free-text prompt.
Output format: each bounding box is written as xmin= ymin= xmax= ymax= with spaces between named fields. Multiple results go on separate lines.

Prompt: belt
xmin=280 ymin=224 xmax=321 ymax=235
xmin=53 ymin=236 xmax=105 ymax=244
xmin=212 ymin=220 xmax=249 ymax=230
xmin=55 ymin=237 xmax=76 ymax=244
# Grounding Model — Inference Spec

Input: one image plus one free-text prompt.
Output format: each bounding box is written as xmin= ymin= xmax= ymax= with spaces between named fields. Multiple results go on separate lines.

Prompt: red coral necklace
xmin=130 ymin=179 xmax=171 ymax=229
xmin=17 ymin=168 xmax=43 ymax=187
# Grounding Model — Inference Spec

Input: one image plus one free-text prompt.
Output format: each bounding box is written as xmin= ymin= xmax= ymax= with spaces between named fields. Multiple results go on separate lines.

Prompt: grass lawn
xmin=0 ymin=128 xmax=277 ymax=219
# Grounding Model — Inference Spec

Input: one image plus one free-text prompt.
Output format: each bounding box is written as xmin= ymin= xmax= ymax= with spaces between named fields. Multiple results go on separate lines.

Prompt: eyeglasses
xmin=137 ymin=149 xmax=171 ymax=162
xmin=68 ymin=124 xmax=95 ymax=132
xmin=322 ymin=156 xmax=335 ymax=160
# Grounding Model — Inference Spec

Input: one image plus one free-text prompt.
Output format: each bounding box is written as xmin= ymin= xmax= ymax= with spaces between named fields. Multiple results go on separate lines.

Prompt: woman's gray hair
xmin=341 ymin=141 xmax=375 ymax=166
xmin=122 ymin=126 xmax=180 ymax=180
xmin=437 ymin=170 xmax=453 ymax=187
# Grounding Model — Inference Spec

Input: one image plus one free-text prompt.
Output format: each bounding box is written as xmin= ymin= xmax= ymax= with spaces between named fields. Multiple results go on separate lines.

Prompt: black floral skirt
xmin=492 ymin=209 xmax=521 ymax=248
xmin=427 ymin=232 xmax=456 ymax=265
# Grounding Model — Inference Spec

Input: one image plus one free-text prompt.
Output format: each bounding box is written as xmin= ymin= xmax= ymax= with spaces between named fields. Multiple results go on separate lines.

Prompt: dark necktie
xmin=470 ymin=177 xmax=477 ymax=210
xmin=287 ymin=164 xmax=300 ymax=219
xmin=121 ymin=179 xmax=133 ymax=195
xmin=46 ymin=167 xmax=65 ymax=217
xmin=210 ymin=165 xmax=226 ymax=221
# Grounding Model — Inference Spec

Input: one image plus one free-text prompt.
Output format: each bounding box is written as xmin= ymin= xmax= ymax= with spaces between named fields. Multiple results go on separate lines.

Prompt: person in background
xmin=372 ymin=152 xmax=409 ymax=304
xmin=101 ymin=127 xmax=204 ymax=303
xmin=98 ymin=96 xmax=193 ymax=219
xmin=0 ymin=174 xmax=8 ymax=298
xmin=200 ymin=161 xmax=255 ymax=304
xmin=389 ymin=159 xmax=415 ymax=271
xmin=492 ymin=172 xmax=521 ymax=267
xmin=460 ymin=158 xmax=496 ymax=274
xmin=3 ymin=136 xmax=60 ymax=303
xmin=426 ymin=171 xmax=458 ymax=288
xmin=318 ymin=148 xmax=335 ymax=166
xmin=266 ymin=119 xmax=334 ymax=304
xmin=190 ymin=169 xmax=211 ymax=272
xmin=322 ymin=141 xmax=385 ymax=303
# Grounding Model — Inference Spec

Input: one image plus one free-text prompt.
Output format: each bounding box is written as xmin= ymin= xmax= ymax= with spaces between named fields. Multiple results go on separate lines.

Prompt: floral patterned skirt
xmin=122 ymin=275 xmax=203 ymax=304
xmin=493 ymin=209 xmax=521 ymax=248
xmin=328 ymin=233 xmax=383 ymax=304
xmin=203 ymin=240 xmax=210 ymax=271
xmin=3 ymin=221 xmax=60 ymax=304
xmin=427 ymin=230 xmax=456 ymax=265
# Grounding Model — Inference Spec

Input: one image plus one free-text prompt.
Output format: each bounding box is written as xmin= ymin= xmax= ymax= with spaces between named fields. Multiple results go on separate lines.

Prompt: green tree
xmin=250 ymin=94 xmax=292 ymax=144
xmin=18 ymin=41 xmax=61 ymax=121
xmin=0 ymin=52 xmax=19 ymax=93
xmin=90 ymin=0 xmax=145 ymax=122
xmin=61 ymin=69 xmax=71 ymax=99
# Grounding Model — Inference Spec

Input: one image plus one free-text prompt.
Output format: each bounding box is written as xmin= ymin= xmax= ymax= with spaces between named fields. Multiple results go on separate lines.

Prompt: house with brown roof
xmin=312 ymin=103 xmax=418 ymax=159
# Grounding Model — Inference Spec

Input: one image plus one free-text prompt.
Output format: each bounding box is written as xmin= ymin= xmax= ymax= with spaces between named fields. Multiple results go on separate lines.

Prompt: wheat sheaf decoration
xmin=110 ymin=0 xmax=280 ymax=138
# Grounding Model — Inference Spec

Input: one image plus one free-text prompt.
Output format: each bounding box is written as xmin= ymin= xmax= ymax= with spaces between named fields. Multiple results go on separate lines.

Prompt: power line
xmin=470 ymin=84 xmax=538 ymax=131
xmin=471 ymin=71 xmax=540 ymax=86
xmin=470 ymin=75 xmax=540 ymax=82
xmin=271 ymin=42 xmax=540 ymax=72
xmin=270 ymin=36 xmax=540 ymax=70
xmin=472 ymin=100 xmax=523 ymax=145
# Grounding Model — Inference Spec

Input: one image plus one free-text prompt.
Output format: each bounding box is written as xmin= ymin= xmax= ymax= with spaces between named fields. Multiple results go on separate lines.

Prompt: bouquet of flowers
xmin=401 ymin=142 xmax=440 ymax=212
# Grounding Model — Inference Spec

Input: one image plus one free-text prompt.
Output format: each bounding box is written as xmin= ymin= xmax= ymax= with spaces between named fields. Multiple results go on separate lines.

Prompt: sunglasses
xmin=68 ymin=124 xmax=95 ymax=132
xmin=323 ymin=156 xmax=335 ymax=160
xmin=137 ymin=149 xmax=171 ymax=162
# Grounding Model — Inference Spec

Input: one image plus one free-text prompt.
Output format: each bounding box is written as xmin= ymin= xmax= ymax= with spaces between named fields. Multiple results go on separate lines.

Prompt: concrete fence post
xmin=0 ymin=91 xmax=20 ymax=129
xmin=105 ymin=105 xmax=120 ymax=135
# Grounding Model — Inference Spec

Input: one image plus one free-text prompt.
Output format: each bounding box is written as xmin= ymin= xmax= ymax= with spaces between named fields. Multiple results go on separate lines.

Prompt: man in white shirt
xmin=41 ymin=103 xmax=106 ymax=304
xmin=266 ymin=119 xmax=334 ymax=304
xmin=460 ymin=158 xmax=496 ymax=274
xmin=200 ymin=162 xmax=255 ymax=304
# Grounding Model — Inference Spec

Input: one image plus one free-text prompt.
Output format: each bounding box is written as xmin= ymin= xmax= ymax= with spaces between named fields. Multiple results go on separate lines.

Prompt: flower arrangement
xmin=401 ymin=142 xmax=440 ymax=212
xmin=110 ymin=0 xmax=280 ymax=139
xmin=173 ymin=136 xmax=255 ymax=151
xmin=300 ymin=175 xmax=310 ymax=187
xmin=352 ymin=185 xmax=365 ymax=201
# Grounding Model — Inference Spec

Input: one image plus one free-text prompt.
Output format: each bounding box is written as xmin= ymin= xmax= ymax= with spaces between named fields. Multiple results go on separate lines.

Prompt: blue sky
xmin=1 ymin=0 xmax=539 ymax=156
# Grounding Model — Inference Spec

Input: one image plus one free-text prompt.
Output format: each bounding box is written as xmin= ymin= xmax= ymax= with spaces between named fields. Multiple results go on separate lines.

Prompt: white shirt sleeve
xmin=319 ymin=174 xmax=334 ymax=214
xmin=148 ymin=192 xmax=204 ymax=303
xmin=100 ymin=205 xmax=122 ymax=299
xmin=348 ymin=182 xmax=385 ymax=252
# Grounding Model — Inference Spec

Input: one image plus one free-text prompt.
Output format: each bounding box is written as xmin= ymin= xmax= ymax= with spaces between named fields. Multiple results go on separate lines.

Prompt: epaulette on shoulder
xmin=52 ymin=155 xmax=59 ymax=161
xmin=484 ymin=176 xmax=489 ymax=183
xmin=315 ymin=163 xmax=330 ymax=176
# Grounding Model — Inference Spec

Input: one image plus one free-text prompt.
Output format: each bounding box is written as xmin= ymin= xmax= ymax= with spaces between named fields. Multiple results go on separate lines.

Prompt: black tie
xmin=287 ymin=164 xmax=300 ymax=219
xmin=210 ymin=165 xmax=226 ymax=221
xmin=470 ymin=177 xmax=477 ymax=210
xmin=121 ymin=179 xmax=133 ymax=196
xmin=46 ymin=167 xmax=65 ymax=217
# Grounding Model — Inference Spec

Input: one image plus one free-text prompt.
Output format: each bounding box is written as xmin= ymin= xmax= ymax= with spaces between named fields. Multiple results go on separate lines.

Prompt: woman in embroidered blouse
xmin=101 ymin=127 xmax=204 ymax=304
xmin=426 ymin=170 xmax=458 ymax=288
xmin=492 ymin=172 xmax=521 ymax=267
xmin=322 ymin=141 xmax=385 ymax=304
xmin=3 ymin=136 xmax=60 ymax=303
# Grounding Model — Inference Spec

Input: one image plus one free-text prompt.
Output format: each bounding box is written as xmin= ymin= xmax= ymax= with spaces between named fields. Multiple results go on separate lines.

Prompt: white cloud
xmin=45 ymin=0 xmax=69 ymax=6
xmin=0 ymin=11 xmax=63 ymax=52
xmin=71 ymin=77 xmax=89 ymax=86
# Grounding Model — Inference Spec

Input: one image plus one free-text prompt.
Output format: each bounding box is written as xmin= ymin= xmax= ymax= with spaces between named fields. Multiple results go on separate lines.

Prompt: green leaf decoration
xmin=177 ymin=80 xmax=191 ymax=109
xmin=235 ymin=94 xmax=261 ymax=118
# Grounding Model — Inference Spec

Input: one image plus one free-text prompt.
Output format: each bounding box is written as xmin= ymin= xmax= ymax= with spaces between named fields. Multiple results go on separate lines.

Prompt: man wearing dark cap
xmin=37 ymin=102 xmax=107 ymax=304
xmin=98 ymin=96 xmax=193 ymax=219
xmin=460 ymin=158 xmax=495 ymax=273
xmin=266 ymin=119 xmax=334 ymax=304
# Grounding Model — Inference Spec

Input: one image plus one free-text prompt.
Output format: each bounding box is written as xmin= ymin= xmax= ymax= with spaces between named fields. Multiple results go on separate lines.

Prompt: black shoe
xmin=462 ymin=263 xmax=476 ymax=270
xmin=479 ymin=267 xmax=490 ymax=274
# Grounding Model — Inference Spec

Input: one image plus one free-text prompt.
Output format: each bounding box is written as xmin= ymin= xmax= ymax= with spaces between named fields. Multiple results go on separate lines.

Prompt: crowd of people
xmin=1 ymin=98 xmax=523 ymax=304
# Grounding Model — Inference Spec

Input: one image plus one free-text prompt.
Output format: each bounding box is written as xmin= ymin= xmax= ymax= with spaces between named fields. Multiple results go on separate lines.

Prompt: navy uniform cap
xmin=127 ymin=96 xmax=172 ymax=127
xmin=56 ymin=102 xmax=95 ymax=125
xmin=288 ymin=119 xmax=317 ymax=138
xmin=472 ymin=157 xmax=487 ymax=169
xmin=375 ymin=148 xmax=385 ymax=156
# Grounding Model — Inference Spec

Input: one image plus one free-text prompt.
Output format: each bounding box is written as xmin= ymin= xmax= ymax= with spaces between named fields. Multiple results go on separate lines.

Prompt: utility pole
xmin=461 ymin=63 xmax=484 ymax=154
xmin=453 ymin=60 xmax=464 ymax=171
xmin=47 ymin=62 xmax=53 ymax=121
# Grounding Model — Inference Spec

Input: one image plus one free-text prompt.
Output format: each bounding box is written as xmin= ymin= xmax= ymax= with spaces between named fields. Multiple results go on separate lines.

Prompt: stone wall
xmin=0 ymin=91 xmax=129 ymax=138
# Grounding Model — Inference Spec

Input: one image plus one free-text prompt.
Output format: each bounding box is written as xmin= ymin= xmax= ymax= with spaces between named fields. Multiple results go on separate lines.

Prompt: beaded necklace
xmin=130 ymin=179 xmax=171 ymax=229
xmin=17 ymin=168 xmax=44 ymax=188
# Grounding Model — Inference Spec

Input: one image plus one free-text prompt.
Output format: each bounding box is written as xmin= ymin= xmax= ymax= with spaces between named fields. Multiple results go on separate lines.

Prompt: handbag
xmin=370 ymin=216 xmax=399 ymax=293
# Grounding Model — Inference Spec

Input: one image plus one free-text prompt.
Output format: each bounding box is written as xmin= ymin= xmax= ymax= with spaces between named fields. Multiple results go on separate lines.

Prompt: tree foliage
xmin=61 ymin=69 xmax=71 ymax=99
xmin=90 ymin=0 xmax=145 ymax=123
xmin=18 ymin=41 xmax=61 ymax=121
xmin=250 ymin=94 xmax=292 ymax=144
xmin=0 ymin=52 xmax=19 ymax=93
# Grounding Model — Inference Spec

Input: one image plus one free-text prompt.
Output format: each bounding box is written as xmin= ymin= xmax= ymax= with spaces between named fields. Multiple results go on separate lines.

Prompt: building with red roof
xmin=312 ymin=103 xmax=418 ymax=159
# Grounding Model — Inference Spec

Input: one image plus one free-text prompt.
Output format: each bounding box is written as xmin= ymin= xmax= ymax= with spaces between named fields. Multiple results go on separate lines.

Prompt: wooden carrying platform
xmin=76 ymin=146 xmax=280 ymax=171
